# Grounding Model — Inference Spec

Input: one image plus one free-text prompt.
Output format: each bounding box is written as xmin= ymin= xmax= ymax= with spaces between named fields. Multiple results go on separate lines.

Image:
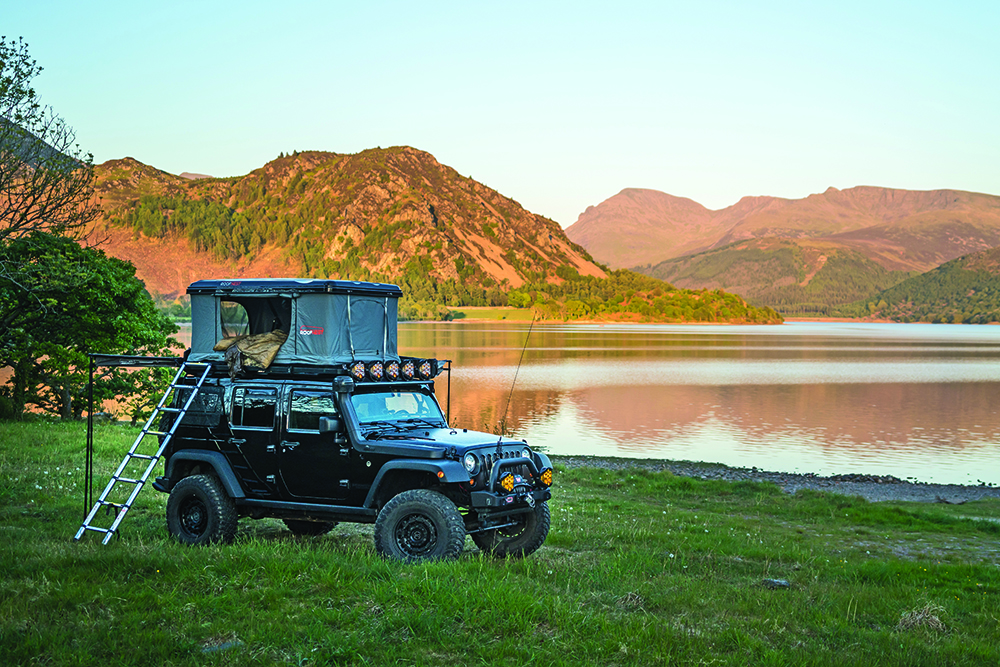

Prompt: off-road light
xmin=385 ymin=360 xmax=400 ymax=381
xmin=367 ymin=360 xmax=384 ymax=381
xmin=521 ymin=448 xmax=531 ymax=459
xmin=539 ymin=467 xmax=553 ymax=487
xmin=463 ymin=452 xmax=478 ymax=473
xmin=349 ymin=361 xmax=366 ymax=381
xmin=499 ymin=472 xmax=515 ymax=492
xmin=417 ymin=359 xmax=434 ymax=379
xmin=401 ymin=359 xmax=416 ymax=380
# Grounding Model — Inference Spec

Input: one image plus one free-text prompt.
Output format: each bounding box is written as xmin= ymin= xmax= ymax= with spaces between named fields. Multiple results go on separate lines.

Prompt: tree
xmin=0 ymin=233 xmax=179 ymax=419
xmin=1 ymin=36 xmax=97 ymax=246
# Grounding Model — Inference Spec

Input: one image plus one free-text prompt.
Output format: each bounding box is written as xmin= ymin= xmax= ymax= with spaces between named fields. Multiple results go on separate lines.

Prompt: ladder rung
xmin=129 ymin=454 xmax=157 ymax=461
xmin=83 ymin=526 xmax=111 ymax=534
xmin=114 ymin=477 xmax=141 ymax=485
xmin=99 ymin=501 xmax=123 ymax=508
xmin=159 ymin=407 xmax=182 ymax=413
xmin=146 ymin=431 xmax=168 ymax=437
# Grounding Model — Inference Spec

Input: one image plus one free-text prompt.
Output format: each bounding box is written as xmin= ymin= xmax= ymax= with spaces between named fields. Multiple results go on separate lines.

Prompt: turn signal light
xmin=499 ymin=472 xmax=515 ymax=493
xmin=539 ymin=468 xmax=553 ymax=487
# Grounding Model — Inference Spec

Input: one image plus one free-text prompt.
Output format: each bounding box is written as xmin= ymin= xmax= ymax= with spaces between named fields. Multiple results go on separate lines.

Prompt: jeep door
xmin=229 ymin=384 xmax=280 ymax=489
xmin=277 ymin=387 xmax=350 ymax=500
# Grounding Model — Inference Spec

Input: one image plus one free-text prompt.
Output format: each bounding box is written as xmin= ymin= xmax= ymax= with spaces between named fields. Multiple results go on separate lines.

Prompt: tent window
xmin=221 ymin=300 xmax=250 ymax=338
xmin=222 ymin=297 xmax=291 ymax=337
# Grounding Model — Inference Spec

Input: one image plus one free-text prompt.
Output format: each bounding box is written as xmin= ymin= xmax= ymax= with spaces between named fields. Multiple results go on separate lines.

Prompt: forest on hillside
xmin=836 ymin=254 xmax=1000 ymax=323
xmin=116 ymin=194 xmax=781 ymax=324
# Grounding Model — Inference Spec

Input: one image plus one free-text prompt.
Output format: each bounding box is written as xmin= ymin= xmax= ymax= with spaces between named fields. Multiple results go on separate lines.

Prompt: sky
xmin=6 ymin=1 xmax=999 ymax=227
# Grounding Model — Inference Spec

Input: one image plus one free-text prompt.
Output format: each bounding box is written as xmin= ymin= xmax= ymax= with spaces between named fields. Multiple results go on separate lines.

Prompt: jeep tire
xmin=283 ymin=519 xmax=336 ymax=536
xmin=166 ymin=475 xmax=238 ymax=545
xmin=472 ymin=501 xmax=550 ymax=558
xmin=374 ymin=489 xmax=465 ymax=562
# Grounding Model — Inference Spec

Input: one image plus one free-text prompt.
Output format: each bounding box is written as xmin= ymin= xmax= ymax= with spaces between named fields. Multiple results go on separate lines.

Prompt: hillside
xmin=569 ymin=186 xmax=1000 ymax=273
xmin=89 ymin=148 xmax=781 ymax=324
xmin=643 ymin=239 xmax=916 ymax=315
xmin=836 ymin=246 xmax=1000 ymax=323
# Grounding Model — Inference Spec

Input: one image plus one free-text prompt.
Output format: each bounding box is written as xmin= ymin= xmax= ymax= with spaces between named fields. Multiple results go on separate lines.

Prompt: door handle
xmin=281 ymin=440 xmax=300 ymax=451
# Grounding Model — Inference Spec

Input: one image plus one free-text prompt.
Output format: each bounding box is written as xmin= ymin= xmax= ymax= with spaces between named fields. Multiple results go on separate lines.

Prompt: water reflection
xmin=401 ymin=322 xmax=1000 ymax=485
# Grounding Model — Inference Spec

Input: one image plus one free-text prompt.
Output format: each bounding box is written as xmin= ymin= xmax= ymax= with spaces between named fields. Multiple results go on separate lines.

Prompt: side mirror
xmin=319 ymin=416 xmax=344 ymax=433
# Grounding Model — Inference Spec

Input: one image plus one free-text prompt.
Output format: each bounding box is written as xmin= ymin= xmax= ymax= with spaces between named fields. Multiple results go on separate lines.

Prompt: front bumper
xmin=469 ymin=488 xmax=551 ymax=510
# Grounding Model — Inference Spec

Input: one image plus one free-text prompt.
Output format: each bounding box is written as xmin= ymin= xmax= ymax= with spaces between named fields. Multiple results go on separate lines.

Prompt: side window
xmin=288 ymin=390 xmax=339 ymax=432
xmin=220 ymin=300 xmax=250 ymax=338
xmin=232 ymin=387 xmax=277 ymax=428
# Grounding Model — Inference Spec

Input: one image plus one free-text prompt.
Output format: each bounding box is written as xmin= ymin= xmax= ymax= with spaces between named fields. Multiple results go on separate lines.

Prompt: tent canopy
xmin=187 ymin=279 xmax=402 ymax=367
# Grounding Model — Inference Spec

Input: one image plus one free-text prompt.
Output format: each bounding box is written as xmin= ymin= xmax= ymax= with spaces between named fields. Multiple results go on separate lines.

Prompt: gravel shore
xmin=552 ymin=455 xmax=1000 ymax=504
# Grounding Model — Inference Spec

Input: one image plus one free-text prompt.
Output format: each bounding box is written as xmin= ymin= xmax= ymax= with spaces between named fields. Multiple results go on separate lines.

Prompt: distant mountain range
xmin=566 ymin=186 xmax=1000 ymax=315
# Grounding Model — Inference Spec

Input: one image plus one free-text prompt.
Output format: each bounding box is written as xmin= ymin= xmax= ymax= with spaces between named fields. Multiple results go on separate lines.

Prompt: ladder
xmin=74 ymin=361 xmax=212 ymax=544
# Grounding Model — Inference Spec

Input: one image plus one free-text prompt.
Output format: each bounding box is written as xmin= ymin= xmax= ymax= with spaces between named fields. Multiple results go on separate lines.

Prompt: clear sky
xmin=6 ymin=1 xmax=999 ymax=226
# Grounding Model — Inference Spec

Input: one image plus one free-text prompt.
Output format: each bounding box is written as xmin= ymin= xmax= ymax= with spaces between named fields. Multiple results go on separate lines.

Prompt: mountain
xmin=88 ymin=148 xmax=781 ymax=324
xmin=836 ymin=246 xmax=1000 ymax=323
xmin=568 ymin=186 xmax=1000 ymax=313
xmin=93 ymin=147 xmax=605 ymax=298
xmin=568 ymin=186 xmax=1000 ymax=272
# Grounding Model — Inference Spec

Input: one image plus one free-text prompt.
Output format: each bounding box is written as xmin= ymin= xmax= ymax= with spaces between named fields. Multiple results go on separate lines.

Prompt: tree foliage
xmin=0 ymin=233 xmax=179 ymax=419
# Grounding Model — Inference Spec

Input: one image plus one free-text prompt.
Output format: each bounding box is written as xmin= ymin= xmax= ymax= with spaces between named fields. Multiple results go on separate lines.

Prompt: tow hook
xmin=525 ymin=493 xmax=535 ymax=508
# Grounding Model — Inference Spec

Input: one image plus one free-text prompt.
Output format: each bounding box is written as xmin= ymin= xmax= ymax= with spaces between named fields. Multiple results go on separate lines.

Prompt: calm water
xmin=398 ymin=321 xmax=1000 ymax=485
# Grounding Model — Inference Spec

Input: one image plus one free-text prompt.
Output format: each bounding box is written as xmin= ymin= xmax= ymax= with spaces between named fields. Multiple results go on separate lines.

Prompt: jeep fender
xmin=163 ymin=450 xmax=245 ymax=499
xmin=363 ymin=460 xmax=468 ymax=508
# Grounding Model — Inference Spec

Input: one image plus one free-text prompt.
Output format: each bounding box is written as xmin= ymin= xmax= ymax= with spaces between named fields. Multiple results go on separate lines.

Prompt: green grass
xmin=2 ymin=420 xmax=999 ymax=665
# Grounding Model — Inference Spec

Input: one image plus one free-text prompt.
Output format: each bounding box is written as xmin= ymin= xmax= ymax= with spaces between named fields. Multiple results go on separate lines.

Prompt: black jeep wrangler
xmin=151 ymin=279 xmax=552 ymax=562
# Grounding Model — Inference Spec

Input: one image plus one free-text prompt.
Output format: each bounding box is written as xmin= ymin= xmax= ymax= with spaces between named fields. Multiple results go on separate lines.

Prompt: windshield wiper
xmin=399 ymin=417 xmax=447 ymax=429
xmin=361 ymin=420 xmax=407 ymax=438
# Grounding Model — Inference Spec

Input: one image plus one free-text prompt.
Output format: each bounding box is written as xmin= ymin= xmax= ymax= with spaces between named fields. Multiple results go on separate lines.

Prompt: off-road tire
xmin=283 ymin=519 xmax=336 ymax=536
xmin=472 ymin=501 xmax=550 ymax=558
xmin=166 ymin=475 xmax=238 ymax=545
xmin=374 ymin=489 xmax=465 ymax=563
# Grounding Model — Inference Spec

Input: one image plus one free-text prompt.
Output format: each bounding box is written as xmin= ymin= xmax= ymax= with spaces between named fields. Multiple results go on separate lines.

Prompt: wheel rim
xmin=179 ymin=497 xmax=207 ymax=537
xmin=394 ymin=513 xmax=438 ymax=557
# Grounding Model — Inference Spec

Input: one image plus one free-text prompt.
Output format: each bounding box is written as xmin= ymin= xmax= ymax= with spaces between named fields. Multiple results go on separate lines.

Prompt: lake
xmin=398 ymin=321 xmax=1000 ymax=485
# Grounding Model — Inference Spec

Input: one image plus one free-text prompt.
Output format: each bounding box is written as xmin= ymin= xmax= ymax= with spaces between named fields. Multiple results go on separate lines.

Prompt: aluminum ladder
xmin=74 ymin=361 xmax=212 ymax=544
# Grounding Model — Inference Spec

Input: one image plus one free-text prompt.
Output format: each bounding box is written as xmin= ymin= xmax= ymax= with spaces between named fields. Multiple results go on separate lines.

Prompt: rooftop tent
xmin=187 ymin=279 xmax=403 ymax=367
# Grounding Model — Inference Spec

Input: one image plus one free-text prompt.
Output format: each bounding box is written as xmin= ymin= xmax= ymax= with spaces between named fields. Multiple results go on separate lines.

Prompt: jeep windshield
xmin=350 ymin=390 xmax=447 ymax=429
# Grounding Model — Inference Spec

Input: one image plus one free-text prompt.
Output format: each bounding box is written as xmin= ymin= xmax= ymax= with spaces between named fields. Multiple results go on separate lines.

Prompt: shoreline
xmin=550 ymin=455 xmax=1000 ymax=504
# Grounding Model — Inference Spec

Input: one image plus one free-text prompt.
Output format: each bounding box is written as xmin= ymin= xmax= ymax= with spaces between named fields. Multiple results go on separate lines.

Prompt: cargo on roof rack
xmin=187 ymin=278 xmax=403 ymax=367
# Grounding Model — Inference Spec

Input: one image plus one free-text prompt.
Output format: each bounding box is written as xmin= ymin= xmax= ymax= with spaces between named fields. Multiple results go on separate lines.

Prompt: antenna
xmin=497 ymin=314 xmax=536 ymax=445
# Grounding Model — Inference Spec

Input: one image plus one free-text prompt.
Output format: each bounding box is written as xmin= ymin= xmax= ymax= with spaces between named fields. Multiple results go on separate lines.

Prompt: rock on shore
xmin=552 ymin=456 xmax=1000 ymax=504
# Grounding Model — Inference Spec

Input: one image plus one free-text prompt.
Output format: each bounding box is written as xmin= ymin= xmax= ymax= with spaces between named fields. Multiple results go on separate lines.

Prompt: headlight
xmin=499 ymin=472 xmax=515 ymax=493
xmin=521 ymin=448 xmax=531 ymax=459
xmin=385 ymin=360 xmax=400 ymax=381
xmin=463 ymin=452 xmax=478 ymax=473
xmin=367 ymin=360 xmax=384 ymax=381
xmin=349 ymin=361 xmax=365 ymax=381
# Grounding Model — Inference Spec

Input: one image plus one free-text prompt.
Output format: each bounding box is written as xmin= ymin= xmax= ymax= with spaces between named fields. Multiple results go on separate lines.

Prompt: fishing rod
xmin=497 ymin=313 xmax=536 ymax=447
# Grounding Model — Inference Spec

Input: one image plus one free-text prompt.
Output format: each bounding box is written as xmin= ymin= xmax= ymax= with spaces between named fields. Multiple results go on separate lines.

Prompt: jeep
xmin=146 ymin=278 xmax=552 ymax=562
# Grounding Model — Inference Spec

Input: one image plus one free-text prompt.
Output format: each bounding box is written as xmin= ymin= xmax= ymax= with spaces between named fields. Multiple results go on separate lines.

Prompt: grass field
xmin=2 ymin=419 xmax=999 ymax=665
